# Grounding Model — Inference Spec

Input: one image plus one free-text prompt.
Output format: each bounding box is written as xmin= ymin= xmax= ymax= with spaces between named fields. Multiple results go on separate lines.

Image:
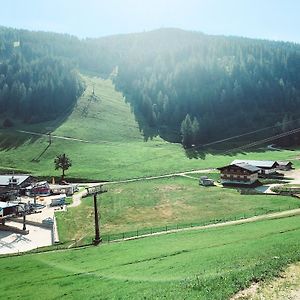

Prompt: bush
xmin=3 ymin=118 xmax=14 ymax=128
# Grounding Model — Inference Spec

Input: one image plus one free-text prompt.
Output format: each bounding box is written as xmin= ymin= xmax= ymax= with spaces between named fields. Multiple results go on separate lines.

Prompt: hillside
xmin=2 ymin=27 xmax=300 ymax=148
xmin=3 ymin=215 xmax=300 ymax=299
xmin=87 ymin=28 xmax=300 ymax=146
xmin=0 ymin=74 xmax=298 ymax=181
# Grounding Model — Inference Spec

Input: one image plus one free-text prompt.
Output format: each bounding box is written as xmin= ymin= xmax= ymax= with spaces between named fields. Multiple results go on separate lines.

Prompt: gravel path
xmin=103 ymin=169 xmax=215 ymax=185
xmin=111 ymin=207 xmax=300 ymax=243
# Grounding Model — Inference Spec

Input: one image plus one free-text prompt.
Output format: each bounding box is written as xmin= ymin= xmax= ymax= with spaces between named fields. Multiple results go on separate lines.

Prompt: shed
xmin=0 ymin=202 xmax=19 ymax=219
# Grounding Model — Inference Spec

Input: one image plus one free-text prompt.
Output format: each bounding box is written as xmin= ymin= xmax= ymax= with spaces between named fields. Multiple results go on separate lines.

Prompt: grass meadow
xmin=2 ymin=75 xmax=300 ymax=299
xmin=0 ymin=75 xmax=299 ymax=181
xmin=55 ymin=176 xmax=300 ymax=243
xmin=2 ymin=215 xmax=300 ymax=299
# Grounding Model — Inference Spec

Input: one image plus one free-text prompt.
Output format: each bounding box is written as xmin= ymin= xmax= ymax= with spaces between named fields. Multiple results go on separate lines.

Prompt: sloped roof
xmin=231 ymin=160 xmax=278 ymax=168
xmin=0 ymin=175 xmax=30 ymax=186
xmin=218 ymin=163 xmax=260 ymax=173
xmin=235 ymin=163 xmax=261 ymax=172
xmin=0 ymin=202 xmax=19 ymax=209
xmin=277 ymin=161 xmax=293 ymax=166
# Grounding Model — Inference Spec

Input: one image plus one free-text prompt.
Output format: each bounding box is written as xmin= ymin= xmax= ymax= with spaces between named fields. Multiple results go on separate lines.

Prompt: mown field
xmin=55 ymin=176 xmax=300 ymax=243
xmin=3 ymin=215 xmax=300 ymax=299
xmin=0 ymin=75 xmax=299 ymax=181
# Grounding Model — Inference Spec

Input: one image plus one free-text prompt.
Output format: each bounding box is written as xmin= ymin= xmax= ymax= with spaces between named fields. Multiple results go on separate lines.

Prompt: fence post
xmin=136 ymin=229 xmax=138 ymax=236
xmin=176 ymin=224 xmax=178 ymax=230
xmin=151 ymin=227 xmax=153 ymax=234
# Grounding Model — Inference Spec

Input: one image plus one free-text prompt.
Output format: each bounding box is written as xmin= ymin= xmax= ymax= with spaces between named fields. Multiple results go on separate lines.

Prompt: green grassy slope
xmin=56 ymin=176 xmax=300 ymax=242
xmin=0 ymin=75 xmax=299 ymax=181
xmin=3 ymin=215 xmax=300 ymax=299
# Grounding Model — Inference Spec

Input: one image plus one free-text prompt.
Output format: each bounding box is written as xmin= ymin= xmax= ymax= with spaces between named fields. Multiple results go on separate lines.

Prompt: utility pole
xmin=23 ymin=212 xmax=26 ymax=231
xmin=48 ymin=132 xmax=52 ymax=145
xmin=85 ymin=185 xmax=107 ymax=245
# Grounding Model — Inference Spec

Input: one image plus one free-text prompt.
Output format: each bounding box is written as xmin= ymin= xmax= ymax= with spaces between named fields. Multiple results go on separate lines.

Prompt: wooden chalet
xmin=276 ymin=161 xmax=293 ymax=171
xmin=231 ymin=160 xmax=278 ymax=175
xmin=217 ymin=163 xmax=260 ymax=185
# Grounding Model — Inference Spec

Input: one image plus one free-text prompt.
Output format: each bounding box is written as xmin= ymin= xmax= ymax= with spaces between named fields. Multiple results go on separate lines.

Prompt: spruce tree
xmin=181 ymin=114 xmax=193 ymax=148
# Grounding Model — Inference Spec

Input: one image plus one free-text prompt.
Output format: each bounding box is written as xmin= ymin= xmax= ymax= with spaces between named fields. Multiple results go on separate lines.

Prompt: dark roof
xmin=218 ymin=163 xmax=260 ymax=173
xmin=231 ymin=160 xmax=278 ymax=168
xmin=235 ymin=163 xmax=261 ymax=172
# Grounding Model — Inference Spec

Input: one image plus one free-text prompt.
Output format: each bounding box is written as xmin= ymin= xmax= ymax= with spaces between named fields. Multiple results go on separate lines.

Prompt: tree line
xmin=2 ymin=26 xmax=300 ymax=148
xmin=0 ymin=27 xmax=84 ymax=124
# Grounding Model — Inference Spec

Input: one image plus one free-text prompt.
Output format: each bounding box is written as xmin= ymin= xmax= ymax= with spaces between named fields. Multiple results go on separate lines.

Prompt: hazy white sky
xmin=0 ymin=0 xmax=299 ymax=42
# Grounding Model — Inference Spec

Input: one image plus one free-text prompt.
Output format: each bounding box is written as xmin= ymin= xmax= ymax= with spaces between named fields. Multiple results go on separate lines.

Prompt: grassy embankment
xmin=3 ymin=215 xmax=300 ymax=299
xmin=0 ymin=75 xmax=299 ymax=181
xmin=56 ymin=176 xmax=300 ymax=243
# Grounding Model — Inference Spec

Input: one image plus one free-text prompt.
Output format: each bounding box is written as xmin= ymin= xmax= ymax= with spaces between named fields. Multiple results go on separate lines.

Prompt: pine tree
xmin=180 ymin=114 xmax=193 ymax=148
xmin=192 ymin=117 xmax=200 ymax=145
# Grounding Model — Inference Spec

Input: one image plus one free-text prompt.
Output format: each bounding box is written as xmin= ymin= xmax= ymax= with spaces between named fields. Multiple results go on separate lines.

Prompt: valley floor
xmin=2 ymin=75 xmax=300 ymax=299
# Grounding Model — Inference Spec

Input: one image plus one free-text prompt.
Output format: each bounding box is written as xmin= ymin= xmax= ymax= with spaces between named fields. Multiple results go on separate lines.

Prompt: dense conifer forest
xmin=90 ymin=29 xmax=300 ymax=146
xmin=0 ymin=27 xmax=84 ymax=123
xmin=1 ymin=27 xmax=300 ymax=146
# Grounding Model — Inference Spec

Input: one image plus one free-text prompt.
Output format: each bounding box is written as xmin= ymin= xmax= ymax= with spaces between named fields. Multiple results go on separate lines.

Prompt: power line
xmin=103 ymin=120 xmax=300 ymax=173
xmin=222 ymin=126 xmax=300 ymax=155
xmin=196 ymin=117 xmax=300 ymax=149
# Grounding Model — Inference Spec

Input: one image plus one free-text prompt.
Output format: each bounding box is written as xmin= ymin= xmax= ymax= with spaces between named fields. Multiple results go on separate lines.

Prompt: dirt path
xmin=110 ymin=208 xmax=300 ymax=243
xmin=69 ymin=190 xmax=87 ymax=208
xmin=232 ymin=263 xmax=300 ymax=300
xmin=17 ymin=130 xmax=91 ymax=143
xmin=102 ymin=169 xmax=215 ymax=185
xmin=283 ymin=169 xmax=300 ymax=185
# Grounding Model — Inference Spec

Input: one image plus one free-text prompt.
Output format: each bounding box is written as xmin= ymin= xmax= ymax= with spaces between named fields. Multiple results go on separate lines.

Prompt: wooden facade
xmin=277 ymin=161 xmax=293 ymax=171
xmin=217 ymin=163 xmax=260 ymax=185
xmin=231 ymin=160 xmax=279 ymax=175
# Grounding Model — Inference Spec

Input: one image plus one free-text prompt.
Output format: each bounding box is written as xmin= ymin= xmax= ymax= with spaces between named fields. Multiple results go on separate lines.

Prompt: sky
xmin=0 ymin=0 xmax=299 ymax=43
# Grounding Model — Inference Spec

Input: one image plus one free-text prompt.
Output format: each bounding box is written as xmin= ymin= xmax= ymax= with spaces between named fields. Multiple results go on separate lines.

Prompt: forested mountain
xmin=1 ymin=26 xmax=300 ymax=147
xmin=88 ymin=29 xmax=300 ymax=146
xmin=0 ymin=27 xmax=84 ymax=124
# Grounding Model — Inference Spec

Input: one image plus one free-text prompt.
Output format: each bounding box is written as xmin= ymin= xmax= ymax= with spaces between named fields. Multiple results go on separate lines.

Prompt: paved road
xmin=255 ymin=169 xmax=300 ymax=194
xmin=0 ymin=221 xmax=52 ymax=254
